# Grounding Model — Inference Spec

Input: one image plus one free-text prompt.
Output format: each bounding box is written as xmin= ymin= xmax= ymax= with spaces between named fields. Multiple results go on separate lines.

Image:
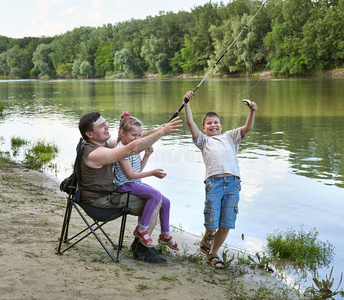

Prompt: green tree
xmin=56 ymin=63 xmax=72 ymax=78
xmin=79 ymin=60 xmax=93 ymax=78
xmin=32 ymin=43 xmax=55 ymax=78
xmin=6 ymin=45 xmax=31 ymax=78
xmin=301 ymin=1 xmax=344 ymax=70
xmin=94 ymin=41 xmax=114 ymax=77
xmin=114 ymin=49 xmax=143 ymax=78
xmin=265 ymin=0 xmax=313 ymax=75
xmin=0 ymin=35 xmax=10 ymax=53
xmin=141 ymin=35 xmax=170 ymax=74
xmin=183 ymin=2 xmax=223 ymax=73
xmin=72 ymin=60 xmax=81 ymax=77
xmin=0 ymin=52 xmax=10 ymax=76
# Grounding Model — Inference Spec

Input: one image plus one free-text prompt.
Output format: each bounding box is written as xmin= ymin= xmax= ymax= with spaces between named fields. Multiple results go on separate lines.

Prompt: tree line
xmin=0 ymin=0 xmax=343 ymax=79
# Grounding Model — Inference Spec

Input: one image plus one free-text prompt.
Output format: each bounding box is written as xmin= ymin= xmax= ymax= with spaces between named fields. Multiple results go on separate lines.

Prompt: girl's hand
xmin=153 ymin=169 xmax=167 ymax=179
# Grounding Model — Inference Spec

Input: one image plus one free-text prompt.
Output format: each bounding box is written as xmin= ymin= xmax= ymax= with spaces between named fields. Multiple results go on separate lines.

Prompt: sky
xmin=0 ymin=0 xmax=217 ymax=39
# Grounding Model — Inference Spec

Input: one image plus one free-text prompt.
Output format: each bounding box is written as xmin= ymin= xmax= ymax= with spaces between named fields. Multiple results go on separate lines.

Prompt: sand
xmin=0 ymin=159 xmax=292 ymax=300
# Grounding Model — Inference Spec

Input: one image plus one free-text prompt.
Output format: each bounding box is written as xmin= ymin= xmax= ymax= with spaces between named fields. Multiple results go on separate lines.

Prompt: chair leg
xmin=72 ymin=202 xmax=119 ymax=263
xmin=57 ymin=199 xmax=73 ymax=255
xmin=116 ymin=212 xmax=128 ymax=261
xmin=116 ymin=192 xmax=131 ymax=261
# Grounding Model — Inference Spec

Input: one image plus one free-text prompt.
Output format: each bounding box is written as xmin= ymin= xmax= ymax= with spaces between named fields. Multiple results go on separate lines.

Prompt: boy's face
xmin=202 ymin=116 xmax=222 ymax=136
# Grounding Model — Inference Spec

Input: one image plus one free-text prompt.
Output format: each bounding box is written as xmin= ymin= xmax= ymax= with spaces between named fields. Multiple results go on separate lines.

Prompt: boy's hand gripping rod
xmin=168 ymin=0 xmax=267 ymax=122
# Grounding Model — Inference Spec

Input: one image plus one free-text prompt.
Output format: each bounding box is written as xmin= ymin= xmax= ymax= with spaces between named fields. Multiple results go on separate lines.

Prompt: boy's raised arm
xmin=183 ymin=91 xmax=199 ymax=141
xmin=241 ymin=101 xmax=258 ymax=137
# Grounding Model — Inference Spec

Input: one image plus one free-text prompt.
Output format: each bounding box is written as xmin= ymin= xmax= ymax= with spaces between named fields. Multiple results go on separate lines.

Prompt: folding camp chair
xmin=56 ymin=138 xmax=131 ymax=263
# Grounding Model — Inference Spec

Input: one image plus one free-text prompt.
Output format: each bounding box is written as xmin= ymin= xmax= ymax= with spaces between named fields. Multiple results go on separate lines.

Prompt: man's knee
xmin=125 ymin=194 xmax=146 ymax=216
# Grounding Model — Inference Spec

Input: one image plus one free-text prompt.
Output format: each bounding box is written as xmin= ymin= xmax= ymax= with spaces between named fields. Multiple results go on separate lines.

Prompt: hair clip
xmin=122 ymin=112 xmax=131 ymax=118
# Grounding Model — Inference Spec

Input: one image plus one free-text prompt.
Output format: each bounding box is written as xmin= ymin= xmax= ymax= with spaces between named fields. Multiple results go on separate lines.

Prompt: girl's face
xmin=202 ymin=116 xmax=222 ymax=136
xmin=120 ymin=125 xmax=142 ymax=144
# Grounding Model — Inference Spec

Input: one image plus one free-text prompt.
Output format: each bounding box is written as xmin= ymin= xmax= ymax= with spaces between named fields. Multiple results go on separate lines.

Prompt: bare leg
xmin=209 ymin=227 xmax=230 ymax=255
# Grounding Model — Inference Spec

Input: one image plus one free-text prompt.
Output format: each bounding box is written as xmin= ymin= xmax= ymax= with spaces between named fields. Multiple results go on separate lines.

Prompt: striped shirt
xmin=113 ymin=141 xmax=142 ymax=187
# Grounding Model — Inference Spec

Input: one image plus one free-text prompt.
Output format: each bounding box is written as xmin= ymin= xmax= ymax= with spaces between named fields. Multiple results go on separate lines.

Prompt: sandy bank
xmin=0 ymin=159 xmax=294 ymax=299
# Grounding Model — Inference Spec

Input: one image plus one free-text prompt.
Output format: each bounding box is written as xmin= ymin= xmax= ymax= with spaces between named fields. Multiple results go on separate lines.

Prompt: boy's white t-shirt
xmin=194 ymin=127 xmax=243 ymax=181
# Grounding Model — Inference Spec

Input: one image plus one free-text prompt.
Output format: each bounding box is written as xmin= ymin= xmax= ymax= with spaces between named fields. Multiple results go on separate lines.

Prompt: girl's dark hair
xmin=117 ymin=113 xmax=143 ymax=143
xmin=202 ymin=112 xmax=221 ymax=126
xmin=79 ymin=112 xmax=101 ymax=141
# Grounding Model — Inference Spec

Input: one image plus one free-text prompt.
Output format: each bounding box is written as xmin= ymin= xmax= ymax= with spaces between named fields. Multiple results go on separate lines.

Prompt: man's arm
xmin=241 ymin=101 xmax=258 ymax=137
xmin=183 ymin=91 xmax=199 ymax=141
xmin=141 ymin=124 xmax=165 ymax=138
xmin=85 ymin=117 xmax=182 ymax=168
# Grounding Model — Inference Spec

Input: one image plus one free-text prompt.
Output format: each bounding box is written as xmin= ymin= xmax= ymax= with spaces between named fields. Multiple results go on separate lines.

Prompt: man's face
xmin=202 ymin=116 xmax=222 ymax=136
xmin=86 ymin=116 xmax=110 ymax=143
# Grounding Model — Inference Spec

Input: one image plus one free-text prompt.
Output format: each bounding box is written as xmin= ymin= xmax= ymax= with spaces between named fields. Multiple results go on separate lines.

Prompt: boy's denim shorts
xmin=204 ymin=175 xmax=241 ymax=230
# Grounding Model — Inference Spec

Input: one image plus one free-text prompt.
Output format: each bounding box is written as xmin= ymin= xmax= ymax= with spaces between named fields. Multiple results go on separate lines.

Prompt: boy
xmin=183 ymin=91 xmax=258 ymax=268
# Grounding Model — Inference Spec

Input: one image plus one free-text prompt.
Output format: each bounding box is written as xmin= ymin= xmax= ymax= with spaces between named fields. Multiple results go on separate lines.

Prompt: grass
xmin=24 ymin=140 xmax=58 ymax=170
xmin=303 ymin=266 xmax=344 ymax=299
xmin=266 ymin=225 xmax=334 ymax=270
xmin=11 ymin=136 xmax=28 ymax=148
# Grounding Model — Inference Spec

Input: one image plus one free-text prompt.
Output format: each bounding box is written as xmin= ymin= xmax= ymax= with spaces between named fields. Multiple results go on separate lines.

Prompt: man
xmin=78 ymin=112 xmax=182 ymax=263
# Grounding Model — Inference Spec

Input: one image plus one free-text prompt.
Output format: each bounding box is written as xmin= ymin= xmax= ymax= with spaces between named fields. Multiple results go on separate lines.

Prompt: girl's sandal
xmin=133 ymin=226 xmax=154 ymax=247
xmin=158 ymin=234 xmax=179 ymax=251
xmin=200 ymin=232 xmax=215 ymax=254
xmin=207 ymin=253 xmax=225 ymax=269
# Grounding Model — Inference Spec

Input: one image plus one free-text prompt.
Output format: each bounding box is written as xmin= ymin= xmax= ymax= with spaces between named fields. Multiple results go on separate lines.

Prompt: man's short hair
xmin=202 ymin=112 xmax=221 ymax=126
xmin=79 ymin=112 xmax=101 ymax=141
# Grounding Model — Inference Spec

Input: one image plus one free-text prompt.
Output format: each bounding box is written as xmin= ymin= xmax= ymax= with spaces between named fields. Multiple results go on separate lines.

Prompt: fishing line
xmin=236 ymin=0 xmax=285 ymax=100
xmin=169 ymin=0 xmax=268 ymax=121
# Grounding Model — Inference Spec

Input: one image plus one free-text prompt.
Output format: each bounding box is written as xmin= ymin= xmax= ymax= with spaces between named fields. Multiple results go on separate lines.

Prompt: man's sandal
xmin=207 ymin=253 xmax=225 ymax=269
xmin=200 ymin=232 xmax=215 ymax=254
xmin=158 ymin=234 xmax=179 ymax=251
xmin=133 ymin=226 xmax=154 ymax=247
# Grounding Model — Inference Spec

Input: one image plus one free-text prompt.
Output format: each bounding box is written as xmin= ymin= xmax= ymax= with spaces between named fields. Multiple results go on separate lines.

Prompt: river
xmin=0 ymin=78 xmax=343 ymax=293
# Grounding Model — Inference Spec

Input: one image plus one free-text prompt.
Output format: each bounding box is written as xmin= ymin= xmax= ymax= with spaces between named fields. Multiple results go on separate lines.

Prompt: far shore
xmin=1 ymin=68 xmax=344 ymax=81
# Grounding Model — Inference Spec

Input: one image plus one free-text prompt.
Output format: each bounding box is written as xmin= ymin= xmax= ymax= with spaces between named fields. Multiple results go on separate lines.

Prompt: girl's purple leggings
xmin=117 ymin=182 xmax=170 ymax=234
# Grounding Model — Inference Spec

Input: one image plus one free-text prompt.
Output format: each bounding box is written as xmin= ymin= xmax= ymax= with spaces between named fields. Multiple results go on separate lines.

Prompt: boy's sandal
xmin=158 ymin=234 xmax=179 ymax=251
xmin=207 ymin=253 xmax=225 ymax=269
xmin=200 ymin=232 xmax=215 ymax=254
xmin=133 ymin=226 xmax=154 ymax=248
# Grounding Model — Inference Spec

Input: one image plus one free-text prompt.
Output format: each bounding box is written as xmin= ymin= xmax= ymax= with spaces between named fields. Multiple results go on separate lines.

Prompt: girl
xmin=114 ymin=113 xmax=178 ymax=251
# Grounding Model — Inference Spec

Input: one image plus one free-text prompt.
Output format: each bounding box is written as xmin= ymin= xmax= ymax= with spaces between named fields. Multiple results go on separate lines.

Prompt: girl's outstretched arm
xmin=120 ymin=159 xmax=166 ymax=180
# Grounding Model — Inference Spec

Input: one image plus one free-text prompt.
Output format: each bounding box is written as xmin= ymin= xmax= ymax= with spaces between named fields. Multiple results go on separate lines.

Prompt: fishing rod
xmin=169 ymin=0 xmax=268 ymax=122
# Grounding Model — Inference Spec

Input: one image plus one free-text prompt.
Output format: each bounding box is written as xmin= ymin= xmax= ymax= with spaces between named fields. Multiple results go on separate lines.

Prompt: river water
xmin=0 ymin=78 xmax=343 ymax=291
